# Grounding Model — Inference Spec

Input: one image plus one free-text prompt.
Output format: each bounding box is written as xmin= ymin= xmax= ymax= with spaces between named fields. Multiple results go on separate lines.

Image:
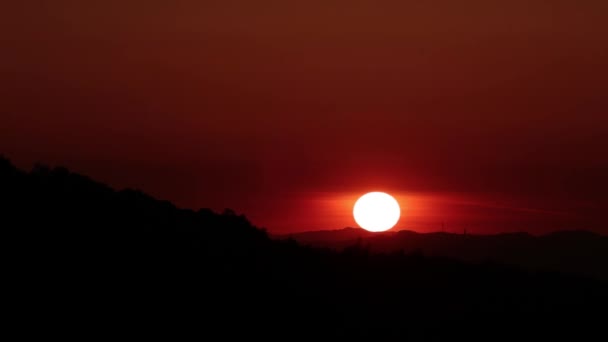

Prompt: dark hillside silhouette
xmin=281 ymin=228 xmax=608 ymax=280
xmin=2 ymin=155 xmax=606 ymax=339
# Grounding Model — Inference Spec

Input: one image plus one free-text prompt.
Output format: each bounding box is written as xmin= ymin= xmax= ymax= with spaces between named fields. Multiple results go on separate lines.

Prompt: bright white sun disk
xmin=353 ymin=192 xmax=401 ymax=232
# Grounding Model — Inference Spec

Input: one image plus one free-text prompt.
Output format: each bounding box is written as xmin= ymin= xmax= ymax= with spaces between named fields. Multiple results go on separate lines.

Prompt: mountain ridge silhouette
xmin=2 ymin=155 xmax=606 ymax=339
xmin=278 ymin=227 xmax=608 ymax=280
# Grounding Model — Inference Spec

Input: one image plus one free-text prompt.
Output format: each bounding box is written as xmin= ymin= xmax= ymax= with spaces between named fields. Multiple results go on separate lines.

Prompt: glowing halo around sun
xmin=353 ymin=192 xmax=401 ymax=232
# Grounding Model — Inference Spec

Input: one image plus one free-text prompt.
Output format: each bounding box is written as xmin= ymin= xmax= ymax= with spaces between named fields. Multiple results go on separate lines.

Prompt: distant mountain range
xmin=278 ymin=228 xmax=608 ymax=279
xmin=2 ymin=154 xmax=607 ymax=338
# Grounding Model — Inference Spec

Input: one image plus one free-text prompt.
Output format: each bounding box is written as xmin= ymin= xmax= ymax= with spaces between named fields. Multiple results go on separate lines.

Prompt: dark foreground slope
xmin=284 ymin=228 xmax=608 ymax=280
xmin=1 ymin=156 xmax=606 ymax=339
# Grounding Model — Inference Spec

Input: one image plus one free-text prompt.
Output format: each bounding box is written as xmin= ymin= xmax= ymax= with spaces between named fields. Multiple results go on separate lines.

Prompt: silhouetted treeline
xmin=283 ymin=227 xmax=608 ymax=280
xmin=1 ymin=156 xmax=606 ymax=339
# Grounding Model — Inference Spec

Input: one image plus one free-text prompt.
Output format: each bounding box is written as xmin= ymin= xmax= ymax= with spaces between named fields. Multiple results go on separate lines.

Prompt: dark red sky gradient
xmin=2 ymin=1 xmax=607 ymax=234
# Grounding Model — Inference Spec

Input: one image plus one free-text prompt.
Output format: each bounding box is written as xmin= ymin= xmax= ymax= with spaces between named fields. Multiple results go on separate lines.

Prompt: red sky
xmin=2 ymin=1 xmax=607 ymax=234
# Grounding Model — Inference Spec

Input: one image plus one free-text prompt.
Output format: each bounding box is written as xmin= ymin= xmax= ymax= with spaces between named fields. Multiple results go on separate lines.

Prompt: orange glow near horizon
xmin=233 ymin=190 xmax=582 ymax=235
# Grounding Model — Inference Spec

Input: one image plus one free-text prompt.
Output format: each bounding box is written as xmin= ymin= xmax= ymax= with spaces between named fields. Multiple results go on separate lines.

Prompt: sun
xmin=353 ymin=192 xmax=401 ymax=232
